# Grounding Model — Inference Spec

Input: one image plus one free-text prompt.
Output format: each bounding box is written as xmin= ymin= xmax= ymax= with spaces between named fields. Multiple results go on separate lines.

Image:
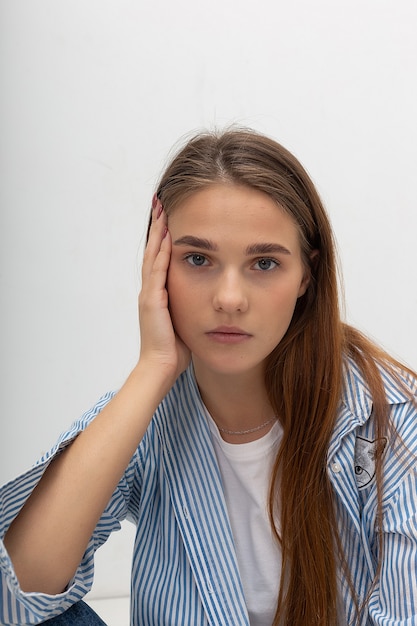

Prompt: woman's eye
xmin=254 ymin=258 xmax=279 ymax=271
xmin=185 ymin=254 xmax=208 ymax=267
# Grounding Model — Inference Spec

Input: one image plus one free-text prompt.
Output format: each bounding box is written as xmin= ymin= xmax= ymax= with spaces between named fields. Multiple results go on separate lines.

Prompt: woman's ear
xmin=298 ymin=249 xmax=319 ymax=298
xmin=309 ymin=249 xmax=319 ymax=272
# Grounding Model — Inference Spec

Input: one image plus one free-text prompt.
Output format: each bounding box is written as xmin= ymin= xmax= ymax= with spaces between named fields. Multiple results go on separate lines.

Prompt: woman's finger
xmin=141 ymin=196 xmax=168 ymax=283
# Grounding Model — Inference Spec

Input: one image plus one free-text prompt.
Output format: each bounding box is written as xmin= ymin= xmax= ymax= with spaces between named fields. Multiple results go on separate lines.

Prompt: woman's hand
xmin=138 ymin=196 xmax=191 ymax=382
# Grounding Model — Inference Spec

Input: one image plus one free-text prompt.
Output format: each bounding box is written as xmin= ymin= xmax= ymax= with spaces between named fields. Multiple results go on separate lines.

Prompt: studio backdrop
xmin=1 ymin=0 xmax=416 ymax=602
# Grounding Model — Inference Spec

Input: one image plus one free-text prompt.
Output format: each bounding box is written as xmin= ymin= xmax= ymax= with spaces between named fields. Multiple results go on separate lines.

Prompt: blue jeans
xmin=41 ymin=601 xmax=107 ymax=625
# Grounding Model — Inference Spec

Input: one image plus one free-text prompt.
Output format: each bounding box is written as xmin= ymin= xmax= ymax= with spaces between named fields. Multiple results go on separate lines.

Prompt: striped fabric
xmin=1 ymin=361 xmax=417 ymax=625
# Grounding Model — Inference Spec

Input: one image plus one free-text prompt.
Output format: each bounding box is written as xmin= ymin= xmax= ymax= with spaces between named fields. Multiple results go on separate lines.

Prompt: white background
xmin=1 ymin=0 xmax=416 ymax=603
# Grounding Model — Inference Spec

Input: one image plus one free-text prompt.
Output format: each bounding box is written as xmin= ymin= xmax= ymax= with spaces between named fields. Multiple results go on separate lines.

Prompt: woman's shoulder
xmin=341 ymin=356 xmax=417 ymax=431
xmin=344 ymin=354 xmax=416 ymax=399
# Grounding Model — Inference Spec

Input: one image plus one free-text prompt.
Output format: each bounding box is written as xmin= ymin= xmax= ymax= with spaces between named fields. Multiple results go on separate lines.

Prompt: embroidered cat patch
xmin=354 ymin=436 xmax=387 ymax=489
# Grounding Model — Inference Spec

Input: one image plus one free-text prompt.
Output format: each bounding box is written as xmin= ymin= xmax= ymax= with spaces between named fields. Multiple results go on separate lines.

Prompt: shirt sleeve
xmin=0 ymin=391 xmax=139 ymax=625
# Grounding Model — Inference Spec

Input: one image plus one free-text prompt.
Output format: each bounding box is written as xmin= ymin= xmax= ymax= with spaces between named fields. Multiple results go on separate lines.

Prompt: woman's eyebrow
xmin=173 ymin=236 xmax=291 ymax=256
xmin=173 ymin=235 xmax=218 ymax=250
xmin=246 ymin=242 xmax=291 ymax=255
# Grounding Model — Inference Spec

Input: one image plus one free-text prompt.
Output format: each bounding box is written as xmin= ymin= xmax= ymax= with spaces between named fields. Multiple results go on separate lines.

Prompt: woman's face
xmin=166 ymin=183 xmax=309 ymax=379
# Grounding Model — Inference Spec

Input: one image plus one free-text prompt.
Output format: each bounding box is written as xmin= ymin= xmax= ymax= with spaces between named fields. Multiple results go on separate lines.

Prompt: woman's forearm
xmin=4 ymin=361 xmax=175 ymax=595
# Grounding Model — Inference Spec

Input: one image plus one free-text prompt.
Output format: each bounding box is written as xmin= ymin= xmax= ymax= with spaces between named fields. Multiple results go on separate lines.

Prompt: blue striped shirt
xmin=1 ymin=360 xmax=417 ymax=625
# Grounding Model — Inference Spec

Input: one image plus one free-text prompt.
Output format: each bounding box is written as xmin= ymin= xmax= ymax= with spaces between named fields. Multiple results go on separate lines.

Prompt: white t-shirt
xmin=206 ymin=413 xmax=282 ymax=626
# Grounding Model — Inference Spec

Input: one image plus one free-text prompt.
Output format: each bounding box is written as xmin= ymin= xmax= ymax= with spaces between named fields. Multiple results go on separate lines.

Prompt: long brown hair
xmin=153 ymin=128 xmax=413 ymax=625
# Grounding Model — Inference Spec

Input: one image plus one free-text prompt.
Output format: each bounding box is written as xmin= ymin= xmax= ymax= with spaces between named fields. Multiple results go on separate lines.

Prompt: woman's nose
xmin=212 ymin=270 xmax=249 ymax=313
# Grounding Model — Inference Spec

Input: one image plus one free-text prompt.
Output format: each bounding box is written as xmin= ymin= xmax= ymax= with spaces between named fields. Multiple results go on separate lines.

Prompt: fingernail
xmin=163 ymin=226 xmax=168 ymax=239
xmin=151 ymin=193 xmax=158 ymax=210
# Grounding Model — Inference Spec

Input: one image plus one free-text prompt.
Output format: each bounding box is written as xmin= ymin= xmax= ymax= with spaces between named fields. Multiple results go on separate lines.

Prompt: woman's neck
xmin=192 ymin=359 xmax=276 ymax=443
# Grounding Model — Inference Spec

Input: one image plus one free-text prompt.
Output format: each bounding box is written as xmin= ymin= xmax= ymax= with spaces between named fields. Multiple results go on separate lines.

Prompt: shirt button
xmin=331 ymin=462 xmax=342 ymax=473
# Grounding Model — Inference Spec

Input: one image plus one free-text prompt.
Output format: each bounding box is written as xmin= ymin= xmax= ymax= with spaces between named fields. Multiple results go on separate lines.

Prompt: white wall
xmin=1 ymin=0 xmax=416 ymax=600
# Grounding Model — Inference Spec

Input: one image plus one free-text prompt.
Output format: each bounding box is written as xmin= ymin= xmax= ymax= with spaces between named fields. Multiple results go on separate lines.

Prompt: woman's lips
xmin=206 ymin=326 xmax=252 ymax=344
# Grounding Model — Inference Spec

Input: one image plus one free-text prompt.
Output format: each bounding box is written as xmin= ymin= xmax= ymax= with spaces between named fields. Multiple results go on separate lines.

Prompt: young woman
xmin=1 ymin=129 xmax=416 ymax=626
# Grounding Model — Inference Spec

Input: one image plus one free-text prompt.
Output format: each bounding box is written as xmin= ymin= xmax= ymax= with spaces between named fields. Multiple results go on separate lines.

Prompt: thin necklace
xmin=216 ymin=416 xmax=276 ymax=436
